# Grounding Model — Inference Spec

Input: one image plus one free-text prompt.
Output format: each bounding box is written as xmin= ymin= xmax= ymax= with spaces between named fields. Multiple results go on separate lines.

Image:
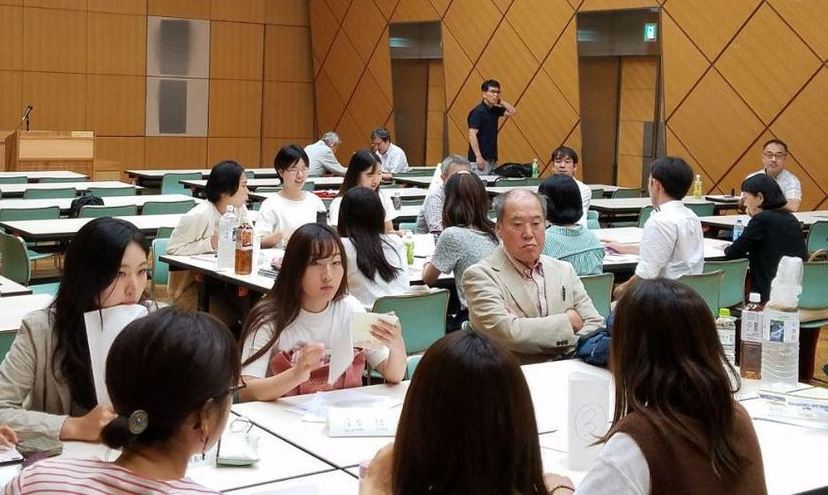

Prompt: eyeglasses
xmin=285 ymin=165 xmax=309 ymax=174
xmin=763 ymin=152 xmax=787 ymax=160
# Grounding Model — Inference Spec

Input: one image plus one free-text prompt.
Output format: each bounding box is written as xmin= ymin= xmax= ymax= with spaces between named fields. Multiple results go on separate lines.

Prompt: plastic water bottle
xmin=531 ymin=158 xmax=540 ymax=178
xmin=740 ymin=292 xmax=763 ymax=380
xmin=403 ymin=230 xmax=414 ymax=265
xmin=217 ymin=205 xmax=237 ymax=271
xmin=732 ymin=219 xmax=744 ymax=241
xmin=761 ymin=257 xmax=802 ymax=387
xmin=716 ymin=308 xmax=736 ymax=368
xmin=692 ymin=174 xmax=703 ymax=199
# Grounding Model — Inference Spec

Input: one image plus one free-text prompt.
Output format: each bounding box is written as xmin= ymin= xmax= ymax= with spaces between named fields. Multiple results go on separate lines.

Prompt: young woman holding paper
xmin=238 ymin=223 xmax=406 ymax=401
xmin=0 ymin=217 xmax=152 ymax=442
xmin=328 ymin=150 xmax=397 ymax=232
xmin=6 ymin=308 xmax=239 ymax=494
xmin=546 ymin=278 xmax=767 ymax=495
xmin=337 ymin=186 xmax=409 ymax=307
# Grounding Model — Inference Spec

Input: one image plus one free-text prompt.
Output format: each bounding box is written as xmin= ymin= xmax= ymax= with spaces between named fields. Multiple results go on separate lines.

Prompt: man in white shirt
xmin=415 ymin=154 xmax=471 ymax=234
xmin=746 ymin=138 xmax=801 ymax=212
xmin=370 ymin=127 xmax=409 ymax=177
xmin=551 ymin=146 xmax=591 ymax=226
xmin=305 ymin=131 xmax=348 ymax=177
xmin=607 ymin=156 xmax=704 ymax=299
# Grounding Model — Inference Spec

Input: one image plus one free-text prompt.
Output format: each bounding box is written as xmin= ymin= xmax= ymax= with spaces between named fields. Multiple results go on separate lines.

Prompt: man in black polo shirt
xmin=467 ymin=79 xmax=517 ymax=175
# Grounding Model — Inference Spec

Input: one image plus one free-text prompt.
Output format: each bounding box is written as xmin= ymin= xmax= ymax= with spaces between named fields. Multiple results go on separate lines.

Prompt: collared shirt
xmin=502 ymin=245 xmax=548 ymax=316
xmin=635 ymin=200 xmax=704 ymax=280
xmin=378 ymin=143 xmax=409 ymax=173
xmin=467 ymin=101 xmax=506 ymax=162
xmin=415 ymin=184 xmax=445 ymax=233
xmin=749 ymin=168 xmax=802 ymax=200
xmin=574 ymin=178 xmax=592 ymax=226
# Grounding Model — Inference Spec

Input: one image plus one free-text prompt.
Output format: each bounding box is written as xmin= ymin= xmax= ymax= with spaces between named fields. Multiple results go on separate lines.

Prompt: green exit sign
xmin=644 ymin=23 xmax=658 ymax=42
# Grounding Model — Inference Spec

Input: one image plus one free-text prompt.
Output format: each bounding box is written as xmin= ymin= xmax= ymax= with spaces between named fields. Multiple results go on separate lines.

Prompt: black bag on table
xmin=69 ymin=192 xmax=104 ymax=218
xmin=493 ymin=162 xmax=532 ymax=178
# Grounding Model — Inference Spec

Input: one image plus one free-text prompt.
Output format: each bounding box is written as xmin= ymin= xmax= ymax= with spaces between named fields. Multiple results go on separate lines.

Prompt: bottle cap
xmin=718 ymin=308 xmax=731 ymax=318
xmin=748 ymin=292 xmax=761 ymax=303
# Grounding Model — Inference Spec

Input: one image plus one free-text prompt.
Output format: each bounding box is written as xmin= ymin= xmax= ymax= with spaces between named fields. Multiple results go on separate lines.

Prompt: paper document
xmin=84 ymin=304 xmax=149 ymax=407
xmin=350 ymin=312 xmax=398 ymax=349
xmin=413 ymin=234 xmax=436 ymax=258
xmin=283 ymin=388 xmax=402 ymax=423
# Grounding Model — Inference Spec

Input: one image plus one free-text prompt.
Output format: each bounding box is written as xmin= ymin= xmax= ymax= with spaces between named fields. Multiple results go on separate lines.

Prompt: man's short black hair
xmin=206 ymin=160 xmax=243 ymax=204
xmin=650 ymin=156 xmax=694 ymax=200
xmin=481 ymin=79 xmax=501 ymax=92
xmin=551 ymin=146 xmax=579 ymax=164
xmin=763 ymin=138 xmax=788 ymax=153
xmin=371 ymin=127 xmax=391 ymax=142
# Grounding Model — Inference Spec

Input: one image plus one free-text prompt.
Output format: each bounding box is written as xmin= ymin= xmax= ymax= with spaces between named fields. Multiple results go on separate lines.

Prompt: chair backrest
xmin=0 ymin=331 xmax=17 ymax=362
xmin=23 ymin=187 xmax=76 ymax=199
xmin=678 ymin=270 xmax=724 ymax=317
xmin=406 ymin=354 xmax=422 ymax=379
xmin=398 ymin=221 xmax=416 ymax=233
xmin=142 ymin=200 xmax=195 ymax=215
xmin=0 ymin=177 xmax=26 ymax=184
xmin=151 ymin=237 xmax=171 ymax=288
xmin=806 ymin=221 xmax=828 ymax=255
xmin=156 ymin=226 xmax=175 ymax=239
xmin=255 ymin=187 xmax=281 ymax=193
xmin=638 ymin=205 xmax=654 ymax=227
xmin=396 ymin=169 xmax=433 ymax=177
xmin=0 ymin=205 xmax=61 ymax=222
xmin=38 ymin=177 xmax=87 ymax=183
xmin=590 ymin=188 xmax=604 ymax=199
xmin=89 ymin=186 xmax=137 ymax=197
xmin=686 ymin=202 xmax=715 ymax=217
xmin=302 ymin=181 xmax=315 ymax=191
xmin=79 ymin=204 xmax=138 ymax=218
xmin=160 ymin=173 xmax=201 ymax=196
xmin=800 ymin=262 xmax=828 ymax=310
xmin=612 ymin=188 xmax=641 ymax=198
xmin=244 ymin=170 xmax=255 ymax=180
xmin=371 ymin=289 xmax=450 ymax=354
xmin=494 ymin=177 xmax=528 ymax=186
xmin=579 ymin=273 xmax=614 ymax=318
xmin=0 ymin=231 xmax=31 ymax=284
xmin=526 ymin=178 xmax=543 ymax=186
xmin=703 ymin=259 xmax=748 ymax=308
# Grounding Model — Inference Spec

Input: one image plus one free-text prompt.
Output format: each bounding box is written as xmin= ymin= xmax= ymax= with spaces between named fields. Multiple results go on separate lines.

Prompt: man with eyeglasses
xmin=370 ymin=127 xmax=409 ymax=178
xmin=467 ymin=79 xmax=516 ymax=176
xmin=746 ymin=139 xmax=801 ymax=211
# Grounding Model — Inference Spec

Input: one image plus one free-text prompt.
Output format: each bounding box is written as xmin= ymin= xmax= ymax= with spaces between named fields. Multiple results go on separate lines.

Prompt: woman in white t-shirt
xmin=256 ymin=144 xmax=326 ymax=248
xmin=328 ymin=149 xmax=397 ymax=232
xmin=238 ymin=223 xmax=407 ymax=401
xmin=337 ymin=187 xmax=409 ymax=307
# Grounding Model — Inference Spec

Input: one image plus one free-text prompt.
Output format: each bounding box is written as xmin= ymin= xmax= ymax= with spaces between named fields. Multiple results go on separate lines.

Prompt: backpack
xmin=69 ymin=192 xmax=104 ymax=218
xmin=493 ymin=162 xmax=532 ymax=178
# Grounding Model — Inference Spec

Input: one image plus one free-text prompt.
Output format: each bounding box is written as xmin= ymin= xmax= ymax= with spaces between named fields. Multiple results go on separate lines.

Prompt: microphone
xmin=20 ymin=105 xmax=32 ymax=131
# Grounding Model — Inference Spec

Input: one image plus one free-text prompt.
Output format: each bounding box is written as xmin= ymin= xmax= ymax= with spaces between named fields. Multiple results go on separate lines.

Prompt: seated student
xmin=415 ymin=154 xmax=471 ymax=234
xmin=746 ymin=138 xmax=801 ymax=212
xmin=462 ymin=189 xmax=603 ymax=364
xmin=0 ymin=218 xmax=152 ymax=441
xmin=607 ymin=157 xmax=703 ymax=299
xmin=361 ymin=329 xmax=557 ymax=494
xmin=305 ymin=131 xmax=348 ymax=177
xmin=422 ymin=173 xmax=498 ymax=328
xmin=370 ymin=127 xmax=409 ymax=176
xmin=538 ymin=175 xmax=604 ymax=276
xmin=238 ymin=224 xmax=406 ymax=401
xmin=329 ymin=150 xmax=397 ymax=233
xmin=256 ymin=144 xmax=326 ymax=248
xmin=337 ymin=187 xmax=409 ymax=308
xmin=6 ymin=308 xmax=240 ymax=494
xmin=724 ymin=174 xmax=806 ymax=301
xmin=547 ymin=278 xmax=767 ymax=494
xmin=551 ymin=146 xmax=592 ymax=226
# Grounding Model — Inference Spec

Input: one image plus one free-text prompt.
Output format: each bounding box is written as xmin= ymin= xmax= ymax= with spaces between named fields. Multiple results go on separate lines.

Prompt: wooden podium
xmin=4 ymin=130 xmax=94 ymax=177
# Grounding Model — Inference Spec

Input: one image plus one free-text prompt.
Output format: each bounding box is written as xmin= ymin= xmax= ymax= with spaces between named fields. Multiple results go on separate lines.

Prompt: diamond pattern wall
xmin=310 ymin=0 xmax=828 ymax=207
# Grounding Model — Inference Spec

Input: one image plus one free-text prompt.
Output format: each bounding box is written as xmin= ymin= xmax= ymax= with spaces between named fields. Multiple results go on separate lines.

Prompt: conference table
xmin=0 ymin=293 xmax=52 ymax=333
xmin=0 ymin=214 xmax=189 ymax=241
xmin=126 ymin=168 xmax=281 ymax=188
xmin=0 ymin=181 xmax=141 ymax=198
xmin=595 ymin=227 xmax=730 ymax=272
xmin=0 ymin=171 xmax=87 ymax=183
xmin=0 ymin=194 xmax=198 ymax=216
xmin=485 ymin=183 xmax=620 ymax=196
xmin=250 ymin=187 xmax=428 ymax=202
xmin=181 ymin=177 xmax=345 ymax=195
xmin=699 ymin=210 xmax=828 ymax=230
xmin=0 ymin=276 xmax=32 ymax=297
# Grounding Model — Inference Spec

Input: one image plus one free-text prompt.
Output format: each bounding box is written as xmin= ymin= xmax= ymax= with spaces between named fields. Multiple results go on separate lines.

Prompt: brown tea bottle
xmin=740 ymin=292 xmax=763 ymax=379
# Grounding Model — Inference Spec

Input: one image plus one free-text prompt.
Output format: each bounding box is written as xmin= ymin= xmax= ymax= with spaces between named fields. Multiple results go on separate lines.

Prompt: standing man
xmin=305 ymin=131 xmax=348 ymax=177
xmin=468 ymin=79 xmax=516 ymax=175
xmin=746 ymin=138 xmax=801 ymax=212
xmin=551 ymin=146 xmax=591 ymax=226
xmin=370 ymin=127 xmax=409 ymax=176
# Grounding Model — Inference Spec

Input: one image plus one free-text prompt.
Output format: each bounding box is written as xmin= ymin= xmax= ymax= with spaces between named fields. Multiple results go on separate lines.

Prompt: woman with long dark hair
xmin=337 ymin=187 xmax=409 ymax=307
xmin=550 ymin=278 xmax=767 ymax=494
xmin=328 ymin=150 xmax=396 ymax=232
xmin=238 ymin=224 xmax=406 ymax=401
xmin=6 ymin=308 xmax=239 ymax=493
xmin=0 ymin=217 xmax=152 ymax=441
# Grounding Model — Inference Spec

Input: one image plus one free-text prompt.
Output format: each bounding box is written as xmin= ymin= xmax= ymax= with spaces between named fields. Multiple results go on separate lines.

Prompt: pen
xmin=561 ymin=286 xmax=566 ymax=302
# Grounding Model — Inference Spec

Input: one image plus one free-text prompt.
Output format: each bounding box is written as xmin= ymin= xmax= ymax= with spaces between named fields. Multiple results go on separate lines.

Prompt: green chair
xmin=703 ymin=259 xmax=748 ymax=308
xmin=678 ymin=270 xmax=724 ymax=317
xmin=0 ymin=177 xmax=26 ymax=184
xmin=160 ymin=172 xmax=201 ymax=196
xmin=151 ymin=237 xmax=171 ymax=295
xmin=579 ymin=273 xmax=614 ymax=318
xmin=255 ymin=187 xmax=281 ymax=193
xmin=0 ymin=331 xmax=17 ymax=361
xmin=590 ymin=188 xmax=604 ymax=199
xmin=400 ymin=197 xmax=424 ymax=206
xmin=396 ymin=169 xmax=434 ymax=177
xmin=156 ymin=226 xmax=175 ymax=239
xmin=526 ymin=178 xmax=543 ymax=186
xmin=799 ymin=262 xmax=828 ymax=380
xmin=89 ymin=186 xmax=137 ymax=197
xmin=806 ymin=221 xmax=828 ymax=255
xmin=0 ymin=231 xmax=59 ymax=296
xmin=0 ymin=206 xmax=60 ymax=263
xmin=638 ymin=205 xmax=654 ymax=228
xmin=302 ymin=181 xmax=315 ymax=191
xmin=586 ymin=210 xmax=600 ymax=230
xmin=250 ymin=201 xmax=262 ymax=212
xmin=406 ymin=354 xmax=422 ymax=379
xmin=142 ymin=200 xmax=195 ymax=215
xmin=612 ymin=188 xmax=641 ymax=198
xmin=686 ymin=202 xmax=715 ymax=217
xmin=23 ymin=187 xmax=76 ymax=199
xmin=398 ymin=221 xmax=416 ymax=233
xmin=244 ymin=170 xmax=255 ymax=180
xmin=38 ymin=177 xmax=87 ymax=183
xmin=372 ymin=288 xmax=450 ymax=354
xmin=79 ymin=204 xmax=138 ymax=218
xmin=494 ymin=177 xmax=528 ymax=187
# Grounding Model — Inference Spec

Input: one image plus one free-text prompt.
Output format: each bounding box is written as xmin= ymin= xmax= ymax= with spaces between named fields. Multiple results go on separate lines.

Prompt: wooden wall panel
xmin=23 ymin=7 xmax=86 ymax=73
xmin=22 ymin=72 xmax=86 ymax=130
xmin=264 ymin=25 xmax=313 ymax=82
xmin=349 ymin=71 xmax=391 ymax=137
xmin=87 ymin=75 xmax=145 ymax=136
xmin=211 ymin=0 xmax=265 ymax=23
xmin=0 ymin=6 xmax=23 ymax=71
xmin=767 ymin=0 xmax=828 ymax=60
xmin=664 ymin=0 xmax=760 ymax=60
xmin=211 ymin=21 xmax=264 ymax=81
xmin=511 ymin=70 xmax=578 ymax=160
xmin=0 ymin=71 xmax=22 ymax=129
xmin=207 ymin=137 xmax=261 ymax=168
xmin=208 ymin=80 xmax=263 ymax=137
xmin=260 ymin=137 xmax=313 ymax=167
xmin=661 ymin=11 xmax=708 ymax=117
xmin=265 ymin=0 xmax=310 ymax=26
xmin=505 ymin=0 xmax=571 ymax=62
xmin=24 ymin=0 xmax=84 ymax=9
xmin=145 ymin=137 xmax=208 ymax=168
xmin=261 ymin=81 xmax=315 ymax=138
xmin=443 ymin=0 xmax=501 ymax=64
xmin=94 ymin=137 xmax=145 ymax=176
xmin=87 ymin=12 xmax=146 ymax=76
xmin=542 ymin=19 xmax=579 ymax=111
xmin=147 ymin=0 xmax=211 ymax=19
xmin=367 ymin=28 xmax=392 ymax=102
xmin=390 ymin=0 xmax=439 ymax=22
xmin=323 ymin=33 xmax=364 ymax=102
xmin=476 ymin=22 xmax=539 ymax=94
xmin=87 ymin=0 xmax=146 ymax=15
xmin=341 ymin=0 xmax=385 ymax=64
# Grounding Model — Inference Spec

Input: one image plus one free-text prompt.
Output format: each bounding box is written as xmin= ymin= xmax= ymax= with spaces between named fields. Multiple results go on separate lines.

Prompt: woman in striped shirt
xmin=5 ymin=308 xmax=241 ymax=494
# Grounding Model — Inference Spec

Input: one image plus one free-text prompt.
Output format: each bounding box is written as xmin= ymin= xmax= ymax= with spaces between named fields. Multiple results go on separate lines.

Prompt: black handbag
xmin=493 ymin=162 xmax=532 ymax=178
xmin=69 ymin=192 xmax=104 ymax=218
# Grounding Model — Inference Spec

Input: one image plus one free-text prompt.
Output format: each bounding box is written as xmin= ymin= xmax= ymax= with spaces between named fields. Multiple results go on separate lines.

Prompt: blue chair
xmin=161 ymin=173 xmax=202 ymax=196
xmin=89 ymin=186 xmax=137 ymax=197
xmin=142 ymin=200 xmax=196 ymax=215
xmin=79 ymin=205 xmax=138 ymax=218
xmin=372 ymin=289 xmax=449 ymax=354
xmin=23 ymin=187 xmax=76 ymax=199
xmin=151 ymin=238 xmax=171 ymax=294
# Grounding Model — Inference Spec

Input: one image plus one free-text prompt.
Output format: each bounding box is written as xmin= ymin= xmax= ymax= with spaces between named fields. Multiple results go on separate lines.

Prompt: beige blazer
xmin=0 ymin=309 xmax=72 ymax=441
xmin=462 ymin=247 xmax=604 ymax=364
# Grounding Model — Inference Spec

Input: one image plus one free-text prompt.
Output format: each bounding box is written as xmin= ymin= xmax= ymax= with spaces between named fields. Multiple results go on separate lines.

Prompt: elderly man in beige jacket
xmin=462 ymin=189 xmax=603 ymax=364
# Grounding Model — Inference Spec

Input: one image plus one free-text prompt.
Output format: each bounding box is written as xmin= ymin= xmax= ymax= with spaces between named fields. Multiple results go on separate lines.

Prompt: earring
xmin=201 ymin=435 xmax=208 ymax=461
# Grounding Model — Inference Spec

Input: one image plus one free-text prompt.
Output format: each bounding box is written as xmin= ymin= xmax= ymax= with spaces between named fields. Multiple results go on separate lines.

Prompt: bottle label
xmin=718 ymin=330 xmax=735 ymax=346
xmin=762 ymin=311 xmax=799 ymax=343
xmin=742 ymin=310 xmax=763 ymax=343
xmin=236 ymin=226 xmax=253 ymax=250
